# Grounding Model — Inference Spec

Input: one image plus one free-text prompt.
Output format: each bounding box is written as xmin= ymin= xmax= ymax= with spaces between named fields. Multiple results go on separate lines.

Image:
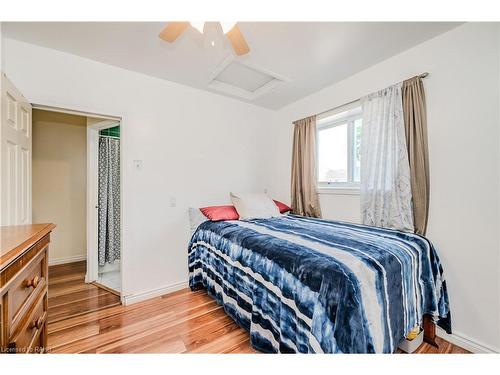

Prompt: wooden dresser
xmin=0 ymin=224 xmax=55 ymax=354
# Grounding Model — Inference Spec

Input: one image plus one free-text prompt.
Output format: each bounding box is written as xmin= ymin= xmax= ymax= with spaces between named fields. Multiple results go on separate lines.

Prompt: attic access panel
xmin=208 ymin=58 xmax=287 ymax=100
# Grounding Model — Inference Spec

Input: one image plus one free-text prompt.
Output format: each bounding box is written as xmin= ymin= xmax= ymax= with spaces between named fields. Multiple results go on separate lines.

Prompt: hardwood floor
xmin=48 ymin=261 xmax=121 ymax=325
xmin=47 ymin=261 xmax=469 ymax=354
xmin=47 ymin=261 xmax=256 ymax=353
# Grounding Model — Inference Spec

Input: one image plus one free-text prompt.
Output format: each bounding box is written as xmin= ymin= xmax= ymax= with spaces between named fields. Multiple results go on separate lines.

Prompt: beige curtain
xmin=291 ymin=115 xmax=322 ymax=218
xmin=402 ymin=76 xmax=429 ymax=235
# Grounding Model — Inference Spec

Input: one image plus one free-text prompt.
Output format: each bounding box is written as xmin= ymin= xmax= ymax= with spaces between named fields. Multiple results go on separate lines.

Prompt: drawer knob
xmin=25 ymin=275 xmax=40 ymax=289
xmin=30 ymin=316 xmax=45 ymax=330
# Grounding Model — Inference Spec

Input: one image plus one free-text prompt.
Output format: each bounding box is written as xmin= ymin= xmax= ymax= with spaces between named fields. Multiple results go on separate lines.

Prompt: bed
xmin=188 ymin=214 xmax=451 ymax=353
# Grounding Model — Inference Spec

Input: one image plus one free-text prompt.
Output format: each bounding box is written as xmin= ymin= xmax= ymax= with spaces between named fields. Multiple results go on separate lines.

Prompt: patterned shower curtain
xmin=98 ymin=137 xmax=121 ymax=266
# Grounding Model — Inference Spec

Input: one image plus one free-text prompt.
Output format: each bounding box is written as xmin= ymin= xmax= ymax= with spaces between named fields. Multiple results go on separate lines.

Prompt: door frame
xmin=86 ymin=118 xmax=121 ymax=287
xmin=31 ymin=104 xmax=124 ymax=299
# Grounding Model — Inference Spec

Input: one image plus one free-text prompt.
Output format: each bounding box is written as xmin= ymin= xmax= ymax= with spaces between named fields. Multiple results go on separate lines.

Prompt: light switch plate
xmin=133 ymin=160 xmax=142 ymax=169
xmin=169 ymin=197 xmax=177 ymax=207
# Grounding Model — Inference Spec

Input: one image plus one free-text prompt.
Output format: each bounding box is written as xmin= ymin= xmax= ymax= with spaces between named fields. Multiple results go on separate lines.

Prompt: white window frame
xmin=316 ymin=108 xmax=362 ymax=193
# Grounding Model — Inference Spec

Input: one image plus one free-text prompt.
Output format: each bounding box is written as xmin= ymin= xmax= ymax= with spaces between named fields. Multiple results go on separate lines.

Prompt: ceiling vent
xmin=208 ymin=57 xmax=288 ymax=100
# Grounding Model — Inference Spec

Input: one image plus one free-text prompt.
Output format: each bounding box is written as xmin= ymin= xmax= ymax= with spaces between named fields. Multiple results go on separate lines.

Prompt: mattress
xmin=188 ymin=214 xmax=451 ymax=353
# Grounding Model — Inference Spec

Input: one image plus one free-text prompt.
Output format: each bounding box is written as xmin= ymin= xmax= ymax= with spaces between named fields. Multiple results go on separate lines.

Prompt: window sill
xmin=318 ymin=187 xmax=360 ymax=196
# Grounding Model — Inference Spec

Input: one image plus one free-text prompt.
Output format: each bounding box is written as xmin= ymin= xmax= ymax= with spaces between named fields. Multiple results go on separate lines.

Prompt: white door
xmin=0 ymin=73 xmax=32 ymax=226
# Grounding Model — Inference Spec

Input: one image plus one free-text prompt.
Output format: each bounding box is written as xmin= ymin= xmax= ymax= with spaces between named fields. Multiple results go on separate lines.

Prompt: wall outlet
xmin=169 ymin=197 xmax=177 ymax=207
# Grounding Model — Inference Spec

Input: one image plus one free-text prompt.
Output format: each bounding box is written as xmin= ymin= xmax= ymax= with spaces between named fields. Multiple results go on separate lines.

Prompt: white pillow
xmin=188 ymin=207 xmax=208 ymax=235
xmin=230 ymin=192 xmax=281 ymax=220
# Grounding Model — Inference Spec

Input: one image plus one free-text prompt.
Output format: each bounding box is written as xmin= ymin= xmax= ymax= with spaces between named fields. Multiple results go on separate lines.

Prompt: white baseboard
xmin=122 ymin=281 xmax=189 ymax=306
xmin=49 ymin=254 xmax=87 ymax=266
xmin=437 ymin=327 xmax=498 ymax=353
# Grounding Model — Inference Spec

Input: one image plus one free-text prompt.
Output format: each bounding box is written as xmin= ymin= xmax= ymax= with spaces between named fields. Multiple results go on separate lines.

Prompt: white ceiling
xmin=3 ymin=22 xmax=461 ymax=109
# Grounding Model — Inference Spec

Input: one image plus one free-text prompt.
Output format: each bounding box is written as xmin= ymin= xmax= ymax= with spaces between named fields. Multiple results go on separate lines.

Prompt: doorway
xmin=1 ymin=74 xmax=124 ymax=317
xmin=31 ymin=105 xmax=123 ymax=298
xmin=86 ymin=118 xmax=122 ymax=294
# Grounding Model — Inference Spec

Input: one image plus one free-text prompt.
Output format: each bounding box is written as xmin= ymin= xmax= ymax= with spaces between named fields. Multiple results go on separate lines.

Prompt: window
xmin=317 ymin=105 xmax=362 ymax=189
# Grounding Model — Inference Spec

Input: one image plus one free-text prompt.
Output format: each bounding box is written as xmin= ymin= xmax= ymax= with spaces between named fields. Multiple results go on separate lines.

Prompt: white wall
xmin=270 ymin=23 xmax=500 ymax=352
xmin=3 ymin=38 xmax=276 ymax=302
xmin=32 ymin=110 xmax=87 ymax=264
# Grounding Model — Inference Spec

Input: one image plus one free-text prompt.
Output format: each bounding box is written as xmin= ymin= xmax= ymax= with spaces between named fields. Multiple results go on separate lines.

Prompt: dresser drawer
xmin=9 ymin=290 xmax=47 ymax=353
xmin=1 ymin=224 xmax=55 ymax=355
xmin=10 ymin=250 xmax=47 ymax=328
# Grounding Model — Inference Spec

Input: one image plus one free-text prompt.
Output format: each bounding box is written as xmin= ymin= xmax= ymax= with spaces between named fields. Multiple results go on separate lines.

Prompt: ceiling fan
xmin=158 ymin=22 xmax=250 ymax=56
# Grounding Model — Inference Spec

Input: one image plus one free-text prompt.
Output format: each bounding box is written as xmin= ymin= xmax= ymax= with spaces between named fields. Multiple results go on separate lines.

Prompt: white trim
xmin=49 ymin=254 xmax=86 ymax=266
xmin=122 ymin=281 xmax=188 ymax=306
xmin=317 ymin=111 xmax=362 ymax=129
xmin=32 ymin=104 xmax=121 ymax=121
xmin=208 ymin=79 xmax=284 ymax=101
xmin=436 ymin=327 xmax=499 ymax=353
xmin=317 ymin=100 xmax=362 ymax=123
xmin=86 ymin=125 xmax=99 ymax=284
xmin=318 ymin=187 xmax=360 ymax=195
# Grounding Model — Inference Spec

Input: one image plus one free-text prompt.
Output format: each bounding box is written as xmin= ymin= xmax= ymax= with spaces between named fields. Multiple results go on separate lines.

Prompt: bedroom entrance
xmin=0 ymin=74 xmax=123 ymax=325
xmin=30 ymin=104 xmax=123 ymax=298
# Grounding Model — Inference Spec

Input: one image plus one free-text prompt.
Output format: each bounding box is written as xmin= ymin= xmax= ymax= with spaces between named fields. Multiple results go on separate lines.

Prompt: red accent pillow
xmin=200 ymin=205 xmax=240 ymax=221
xmin=273 ymin=200 xmax=292 ymax=214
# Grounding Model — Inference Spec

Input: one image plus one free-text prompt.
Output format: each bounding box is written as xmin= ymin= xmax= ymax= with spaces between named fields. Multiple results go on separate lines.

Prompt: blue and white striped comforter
xmin=188 ymin=215 xmax=451 ymax=353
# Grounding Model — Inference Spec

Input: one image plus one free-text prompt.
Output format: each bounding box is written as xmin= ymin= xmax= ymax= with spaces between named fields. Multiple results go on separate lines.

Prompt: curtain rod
xmin=312 ymin=72 xmax=429 ymax=120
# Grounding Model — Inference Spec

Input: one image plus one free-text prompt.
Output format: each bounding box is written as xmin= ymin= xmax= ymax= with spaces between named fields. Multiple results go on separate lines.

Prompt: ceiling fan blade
xmin=226 ymin=25 xmax=250 ymax=56
xmin=158 ymin=22 xmax=189 ymax=42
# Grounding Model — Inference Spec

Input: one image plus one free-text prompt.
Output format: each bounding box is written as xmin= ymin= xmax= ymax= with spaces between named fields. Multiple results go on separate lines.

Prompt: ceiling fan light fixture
xmin=220 ymin=22 xmax=236 ymax=34
xmin=190 ymin=22 xmax=205 ymax=34
xmin=159 ymin=21 xmax=249 ymax=56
